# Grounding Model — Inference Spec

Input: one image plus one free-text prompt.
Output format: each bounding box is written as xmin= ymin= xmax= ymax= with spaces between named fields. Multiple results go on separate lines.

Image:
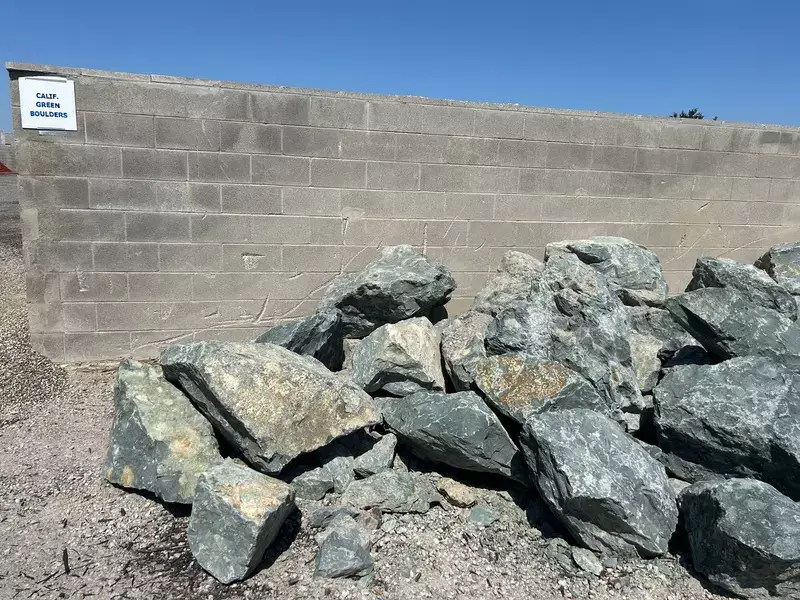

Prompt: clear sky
xmin=1 ymin=0 xmax=798 ymax=133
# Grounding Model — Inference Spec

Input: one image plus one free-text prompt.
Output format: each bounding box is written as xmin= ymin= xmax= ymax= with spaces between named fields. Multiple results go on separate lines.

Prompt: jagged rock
xmin=668 ymin=478 xmax=691 ymax=496
xmin=341 ymin=470 xmax=440 ymax=514
xmin=653 ymin=357 xmax=800 ymax=499
xmin=320 ymin=245 xmax=456 ymax=338
xmin=756 ymin=242 xmax=800 ymax=296
xmin=351 ymin=318 xmax=445 ymax=396
xmin=572 ymin=548 xmax=603 ymax=576
xmin=306 ymin=506 xmax=361 ymax=529
xmin=468 ymin=505 xmax=499 ymax=526
xmin=546 ymin=236 xmax=668 ymax=306
xmin=472 ymin=354 xmax=613 ymax=425
xmin=314 ymin=515 xmax=373 ymax=579
xmin=629 ymin=332 xmax=663 ymax=393
xmin=680 ymin=479 xmax=800 ymax=599
xmin=291 ymin=466 xmax=334 ymax=500
xmin=471 ymin=250 xmax=543 ymax=316
xmin=440 ymin=312 xmax=493 ymax=391
xmin=436 ymin=477 xmax=477 ymax=508
xmin=356 ymin=508 xmax=382 ymax=531
xmin=254 ymin=309 xmax=345 ymax=370
xmin=379 ymin=391 xmax=528 ymax=483
xmin=104 ymin=360 xmax=220 ymax=504
xmin=342 ymin=339 xmax=361 ymax=370
xmin=687 ymin=256 xmax=796 ymax=318
xmin=187 ymin=459 xmax=295 ymax=583
xmin=521 ymin=409 xmax=677 ymax=557
xmin=666 ymin=287 xmax=800 ymax=370
xmin=353 ymin=433 xmax=396 ymax=478
xmin=160 ymin=341 xmax=379 ymax=474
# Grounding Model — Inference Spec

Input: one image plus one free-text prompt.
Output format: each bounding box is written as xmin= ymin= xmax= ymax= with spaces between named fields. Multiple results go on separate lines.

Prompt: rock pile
xmin=104 ymin=239 xmax=800 ymax=598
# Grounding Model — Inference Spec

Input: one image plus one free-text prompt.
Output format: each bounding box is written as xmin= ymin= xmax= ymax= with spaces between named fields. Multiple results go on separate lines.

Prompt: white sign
xmin=19 ymin=77 xmax=78 ymax=131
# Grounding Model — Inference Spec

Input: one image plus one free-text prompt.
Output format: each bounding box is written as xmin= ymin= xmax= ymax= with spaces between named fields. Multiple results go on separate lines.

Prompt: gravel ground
xmin=0 ymin=241 xmax=727 ymax=600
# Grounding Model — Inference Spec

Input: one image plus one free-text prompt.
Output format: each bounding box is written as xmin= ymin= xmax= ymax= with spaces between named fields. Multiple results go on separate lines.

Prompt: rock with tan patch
xmin=471 ymin=250 xmax=544 ymax=316
xmin=472 ymin=354 xmax=612 ymax=425
xmin=160 ymin=341 xmax=379 ymax=475
xmin=188 ymin=459 xmax=295 ymax=583
xmin=436 ymin=477 xmax=477 ymax=508
xmin=440 ymin=311 xmax=493 ymax=391
xmin=104 ymin=360 xmax=221 ymax=504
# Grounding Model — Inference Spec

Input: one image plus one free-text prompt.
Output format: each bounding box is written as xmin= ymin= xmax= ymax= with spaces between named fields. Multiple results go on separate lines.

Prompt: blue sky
xmin=2 ymin=0 xmax=798 ymax=132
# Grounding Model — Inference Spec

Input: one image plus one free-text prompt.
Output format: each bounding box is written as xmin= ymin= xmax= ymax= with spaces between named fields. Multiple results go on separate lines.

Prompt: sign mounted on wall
xmin=19 ymin=76 xmax=78 ymax=131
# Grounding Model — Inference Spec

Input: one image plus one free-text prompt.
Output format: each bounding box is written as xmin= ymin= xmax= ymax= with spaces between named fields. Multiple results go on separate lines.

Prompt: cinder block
xmin=690 ymin=176 xmax=733 ymax=201
xmin=428 ymin=246 xmax=506 ymax=272
xmin=495 ymin=195 xmax=543 ymax=221
xmin=85 ymin=113 xmax=154 ymax=147
xmin=13 ymin=106 xmax=85 ymax=146
xmin=220 ymin=184 xmax=281 ymax=214
xmin=250 ymin=92 xmax=310 ymax=125
xmin=89 ymin=178 xmax=157 ymax=210
xmin=756 ymin=155 xmax=800 ymax=179
xmin=26 ymin=272 xmax=60 ymax=303
xmin=425 ymin=220 xmax=469 ymax=247
xmin=445 ymin=137 xmax=499 ymax=166
xmin=651 ymin=174 xmax=694 ymax=199
xmin=473 ymin=110 xmax=524 ymax=139
xmin=73 ymin=77 xmax=121 ymax=113
xmin=715 ymin=153 xmax=757 ymax=177
xmin=189 ymin=152 xmax=250 ymax=183
xmin=659 ymin=123 xmax=704 ymax=150
xmin=590 ymin=146 xmax=637 ymax=172
xmin=18 ymin=177 xmax=89 ymax=209
xmin=188 ymin=183 xmax=222 ymax=212
xmin=340 ymin=130 xmax=397 ymax=161
xmin=309 ymin=97 xmax=368 ymax=129
xmin=122 ymin=81 xmax=187 ymax=117
xmin=341 ymin=190 xmax=445 ymax=219
xmin=563 ymin=170 xmax=612 ymax=197
xmin=191 ymin=272 xmax=333 ymax=300
xmin=604 ymin=223 xmax=651 ymax=247
xmin=756 ymin=131 xmax=782 ymax=154
xmin=420 ymin=164 xmax=519 ymax=193
xmin=250 ymin=215 xmax=312 ymax=244
xmin=676 ymin=150 xmax=720 ymax=176
xmin=158 ymin=301 xmax=224 ymax=330
xmin=733 ymin=178 xmax=771 ymax=201
xmin=191 ymin=214 xmax=251 ymax=242
xmin=283 ymin=187 xmax=342 ymax=216
xmin=155 ymin=118 xmax=220 ymax=151
xmin=160 ymin=243 xmax=222 ymax=272
xmin=778 ymin=132 xmax=798 ymax=155
xmin=47 ymin=209 xmax=125 ymax=242
xmin=545 ymin=143 xmax=593 ymax=170
xmin=451 ymin=272 xmax=492 ymax=297
xmin=748 ymin=202 xmax=785 ymax=226
xmin=129 ymin=273 xmax=192 ymax=300
xmin=467 ymin=221 xmax=520 ymax=247
xmin=122 ymin=211 xmax=188 ymax=242
xmin=368 ymin=101 xmax=424 ymax=132
xmin=282 ymin=126 xmax=340 ymax=158
xmin=64 ymin=332 xmax=130 ymax=362
xmin=28 ymin=302 xmax=64 ymax=333
xmin=421 ymin=105 xmax=474 ymax=136
xmin=30 ymin=333 xmax=65 ymax=361
xmin=310 ymin=159 xmax=366 ymax=189
xmin=251 ymin=155 xmax=310 ymax=185
xmin=153 ymin=181 xmax=219 ymax=212
xmin=541 ymin=197 xmax=590 ymax=223
xmin=94 ymin=242 xmax=159 ymax=271
xmin=219 ymin=122 xmax=280 ymax=154
xmin=498 ymin=140 xmax=546 ymax=168
xmin=61 ymin=272 xmax=128 ymax=301
xmin=395 ymin=133 xmax=447 ymax=163
xmin=20 ymin=208 xmax=38 ymax=241
xmin=608 ymin=173 xmax=653 ymax=198
xmin=10 ymin=79 xmax=19 ymax=106
xmin=632 ymin=198 xmax=694 ymax=224
xmin=571 ymin=117 xmax=619 ymax=146
xmin=97 ymin=302 xmax=161 ymax=330
xmin=616 ymin=120 xmax=661 ymax=148
xmin=221 ymin=244 xmax=282 ymax=272
xmin=23 ymin=144 xmax=122 ymax=178
xmin=583 ymin=197 xmax=633 ymax=223
xmin=700 ymin=127 xmax=758 ymax=153
xmin=519 ymin=168 xmax=566 ymax=195
xmin=332 ymin=218 xmax=424 ymax=246
xmin=308 ymin=217 xmax=344 ymax=245
xmin=28 ymin=240 xmax=93 ymax=272
xmin=445 ymin=193 xmax=494 ymax=220
xmin=193 ymin=327 xmax=265 ymax=343
xmin=122 ymin=148 xmax=187 ymax=181
xmin=63 ymin=302 xmax=97 ymax=332
xmin=634 ymin=148 xmax=678 ymax=174
xmin=783 ymin=204 xmax=800 ymax=226
xmin=768 ymin=180 xmax=800 ymax=203
xmin=366 ymin=161 xmax=420 ymax=190
xmin=131 ymin=330 xmax=194 ymax=359
xmin=185 ymin=87 xmax=251 ymax=121
xmin=523 ymin=113 xmax=574 ymax=142
xmin=282 ymin=245 xmax=377 ymax=273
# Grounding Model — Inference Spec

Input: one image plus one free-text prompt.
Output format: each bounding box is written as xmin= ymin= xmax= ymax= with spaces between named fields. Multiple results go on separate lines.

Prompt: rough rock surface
xmin=254 ymin=309 xmax=346 ymax=371
xmin=187 ymin=459 xmax=295 ymax=583
xmin=379 ymin=391 xmax=528 ymax=483
xmin=351 ymin=317 xmax=445 ymax=396
xmin=104 ymin=360 xmax=220 ymax=504
xmin=680 ymin=479 xmax=800 ymax=599
xmin=629 ymin=333 xmax=663 ymax=393
xmin=160 ymin=341 xmax=379 ymax=474
xmin=472 ymin=354 xmax=612 ymax=425
xmin=340 ymin=470 xmax=440 ymax=514
xmin=653 ymin=356 xmax=800 ymax=499
xmin=755 ymin=242 xmax=800 ymax=295
xmin=319 ymin=245 xmax=456 ymax=338
xmin=353 ymin=433 xmax=397 ymax=478
xmin=436 ymin=477 xmax=477 ymax=508
xmin=686 ymin=256 xmax=797 ymax=318
xmin=521 ymin=409 xmax=677 ymax=557
xmin=546 ymin=236 xmax=668 ymax=306
xmin=314 ymin=515 xmax=373 ymax=579
xmin=471 ymin=250 xmax=544 ymax=316
xmin=440 ymin=311 xmax=493 ymax=391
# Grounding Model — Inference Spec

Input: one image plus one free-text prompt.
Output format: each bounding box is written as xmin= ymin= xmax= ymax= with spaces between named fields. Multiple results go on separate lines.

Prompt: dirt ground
xmin=0 ymin=228 xmax=727 ymax=600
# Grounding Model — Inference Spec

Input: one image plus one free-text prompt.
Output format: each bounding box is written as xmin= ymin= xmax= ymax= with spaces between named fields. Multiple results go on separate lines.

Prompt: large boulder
xmin=254 ymin=309 xmax=346 ymax=371
xmin=686 ymin=256 xmax=796 ymax=319
xmin=755 ymin=242 xmax=800 ymax=296
xmin=187 ymin=459 xmax=295 ymax=583
xmin=440 ymin=312 xmax=493 ymax=391
xmin=319 ymin=245 xmax=456 ymax=338
xmin=666 ymin=287 xmax=800 ymax=369
xmin=472 ymin=354 xmax=613 ymax=425
xmin=521 ymin=409 xmax=677 ymax=557
xmin=545 ymin=236 xmax=667 ymax=306
xmin=104 ymin=360 xmax=220 ymax=504
xmin=379 ymin=391 xmax=528 ymax=483
xmin=471 ymin=250 xmax=543 ymax=316
xmin=351 ymin=317 xmax=444 ymax=396
xmin=653 ymin=356 xmax=800 ymax=500
xmin=314 ymin=515 xmax=373 ymax=579
xmin=340 ymin=470 xmax=440 ymax=514
xmin=160 ymin=342 xmax=379 ymax=474
xmin=680 ymin=479 xmax=800 ymax=599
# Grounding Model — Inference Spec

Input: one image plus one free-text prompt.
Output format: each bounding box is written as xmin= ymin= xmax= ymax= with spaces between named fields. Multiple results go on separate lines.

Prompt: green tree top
xmin=671 ymin=108 xmax=718 ymax=120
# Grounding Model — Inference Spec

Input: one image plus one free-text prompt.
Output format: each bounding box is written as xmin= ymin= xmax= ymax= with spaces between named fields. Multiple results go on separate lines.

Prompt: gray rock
xmin=379 ymin=391 xmax=528 ymax=483
xmin=668 ymin=478 xmax=690 ymax=496
xmin=680 ymin=479 xmax=800 ymax=599
xmin=472 ymin=354 xmax=613 ymax=425
xmin=320 ymin=245 xmax=456 ymax=338
xmin=291 ymin=466 xmax=334 ymax=500
xmin=653 ymin=357 xmax=800 ymax=500
xmin=625 ymin=306 xmax=698 ymax=356
xmin=468 ymin=506 xmax=499 ymax=526
xmin=629 ymin=332 xmax=663 ymax=393
xmin=351 ymin=318 xmax=445 ymax=396
xmin=546 ymin=236 xmax=668 ymax=306
xmin=755 ymin=242 xmax=800 ymax=296
xmin=340 ymin=470 xmax=440 ymax=514
xmin=254 ymin=309 xmax=345 ymax=371
xmin=353 ymin=434 xmax=397 ymax=478
xmin=342 ymin=338 xmax=362 ymax=370
xmin=436 ymin=477 xmax=478 ymax=508
xmin=687 ymin=256 xmax=797 ymax=318
xmin=104 ymin=360 xmax=220 ymax=504
xmin=306 ymin=506 xmax=361 ymax=529
xmin=572 ymin=548 xmax=603 ymax=576
xmin=471 ymin=250 xmax=544 ymax=316
xmin=314 ymin=515 xmax=373 ymax=579
xmin=356 ymin=508 xmax=382 ymax=531
xmin=440 ymin=312 xmax=493 ymax=391
xmin=160 ymin=342 xmax=379 ymax=474
xmin=521 ymin=409 xmax=677 ymax=557
xmin=187 ymin=459 xmax=295 ymax=583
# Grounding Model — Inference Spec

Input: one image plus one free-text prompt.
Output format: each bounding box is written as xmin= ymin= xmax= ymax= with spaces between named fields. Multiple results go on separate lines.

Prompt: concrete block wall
xmin=7 ymin=62 xmax=800 ymax=362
